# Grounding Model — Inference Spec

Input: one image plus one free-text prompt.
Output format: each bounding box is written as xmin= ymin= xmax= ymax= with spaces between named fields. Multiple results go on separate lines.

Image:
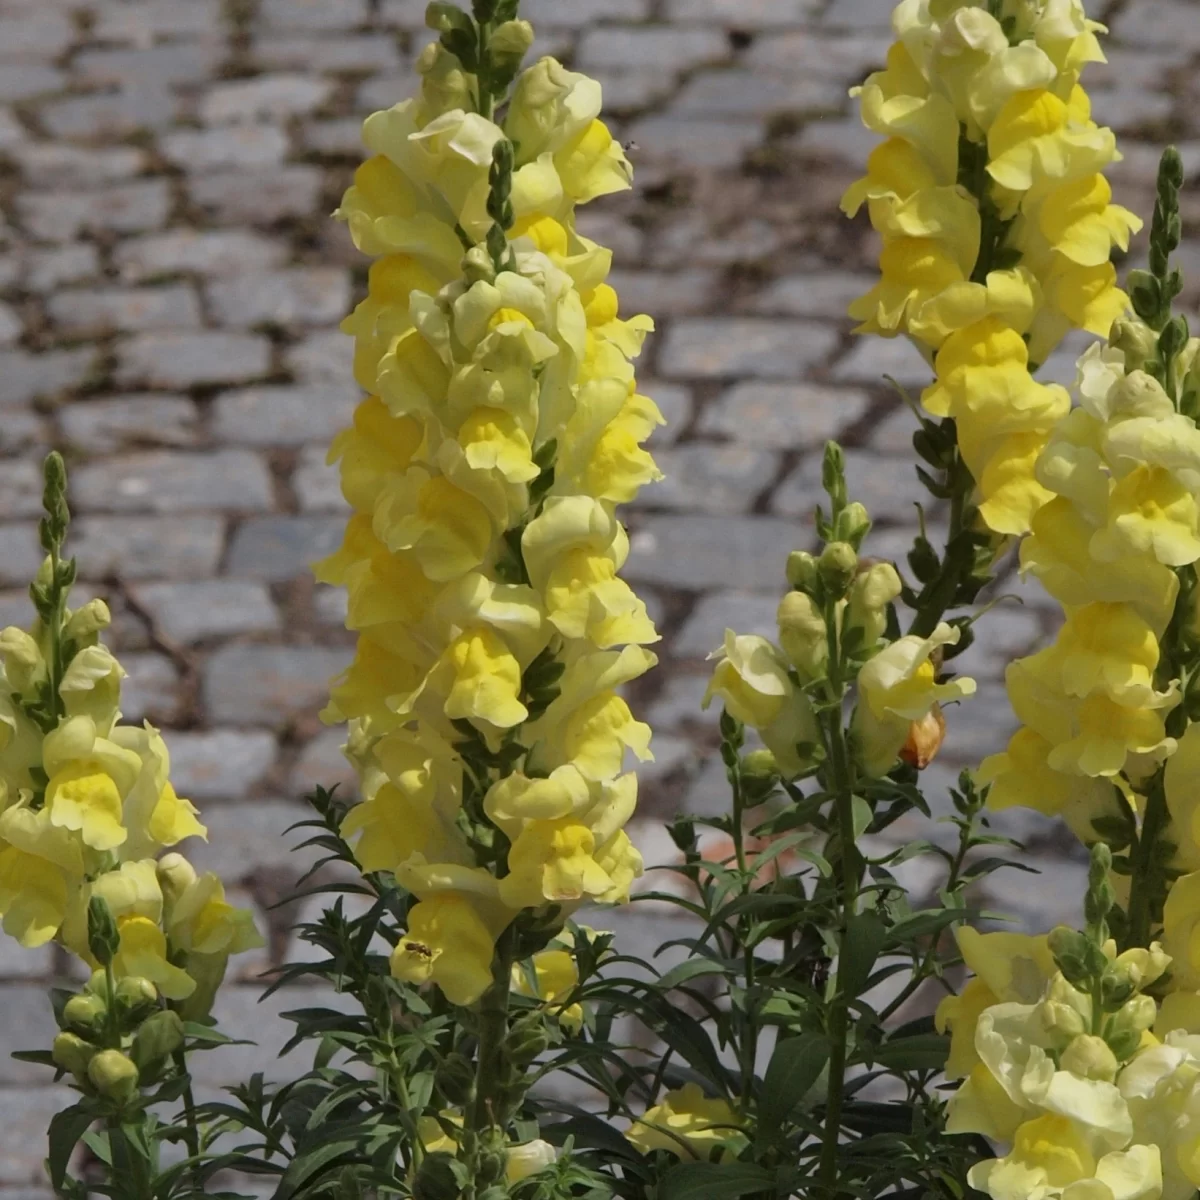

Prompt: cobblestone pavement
xmin=0 ymin=0 xmax=1194 ymax=1185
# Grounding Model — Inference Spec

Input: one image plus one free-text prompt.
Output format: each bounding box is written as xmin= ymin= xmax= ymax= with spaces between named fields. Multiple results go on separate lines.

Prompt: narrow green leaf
xmin=659 ymin=1162 xmax=776 ymax=1200
xmin=839 ymin=910 xmax=887 ymax=999
xmin=756 ymin=1031 xmax=830 ymax=1149
xmin=48 ymin=1105 xmax=97 ymax=1190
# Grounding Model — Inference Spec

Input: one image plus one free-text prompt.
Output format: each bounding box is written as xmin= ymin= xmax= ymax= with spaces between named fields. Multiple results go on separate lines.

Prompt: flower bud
xmin=63 ymin=598 xmax=112 ymax=642
xmin=1041 ymin=974 xmax=1092 ymax=1043
xmin=114 ymin=976 xmax=158 ymax=1024
xmin=87 ymin=1049 xmax=140 ymax=1103
xmin=1110 ymin=318 xmax=1159 ymax=372
xmin=415 ymin=41 xmax=473 ymax=121
xmin=740 ymin=748 xmax=779 ymax=783
xmin=131 ymin=1009 xmax=185 ymax=1071
xmin=412 ymin=1153 xmax=463 ymax=1200
xmin=157 ymin=853 xmax=198 ymax=919
xmin=1059 ymin=1034 xmax=1118 ymax=1082
xmin=786 ymin=550 xmax=818 ymax=593
xmin=1113 ymin=942 xmax=1171 ymax=990
xmin=899 ymin=706 xmax=946 ymax=770
xmin=845 ymin=562 xmax=902 ymax=648
xmin=1048 ymin=926 xmax=1098 ymax=988
xmin=506 ymin=1139 xmax=556 ymax=1183
xmin=1099 ymin=966 xmax=1136 ymax=1011
xmin=818 ymin=542 xmax=857 ymax=598
xmin=462 ymin=245 xmax=497 ymax=285
xmin=488 ymin=19 xmax=534 ymax=73
xmin=52 ymin=1032 xmax=97 ymax=1080
xmin=425 ymin=2 xmax=472 ymax=35
xmin=776 ymin=591 xmax=828 ymax=681
xmin=87 ymin=896 xmax=120 ymax=968
xmin=434 ymin=1052 xmax=475 ymax=1106
xmin=833 ymin=501 xmax=871 ymax=549
xmin=62 ymin=992 xmax=108 ymax=1036
xmin=1112 ymin=993 xmax=1158 ymax=1037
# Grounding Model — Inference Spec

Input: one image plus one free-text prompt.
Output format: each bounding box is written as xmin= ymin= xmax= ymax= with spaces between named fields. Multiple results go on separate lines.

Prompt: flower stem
xmin=172 ymin=1048 xmax=204 ymax=1194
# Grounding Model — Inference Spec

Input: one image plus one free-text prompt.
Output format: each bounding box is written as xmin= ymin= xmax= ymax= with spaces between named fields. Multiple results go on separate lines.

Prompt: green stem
xmin=908 ymin=462 xmax=972 ymax=638
xmin=729 ymin=761 xmax=758 ymax=1112
xmin=1124 ymin=776 xmax=1169 ymax=951
xmin=172 ymin=1048 xmax=204 ymax=1192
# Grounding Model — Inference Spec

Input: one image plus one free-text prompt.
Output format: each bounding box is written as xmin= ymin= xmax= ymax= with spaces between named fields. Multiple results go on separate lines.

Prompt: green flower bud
xmin=1048 ymin=927 xmax=1095 ymax=987
xmin=1110 ymin=318 xmax=1159 ymax=372
xmin=1099 ymin=966 xmax=1136 ymax=1011
xmin=62 ymin=992 xmax=108 ymax=1036
xmin=425 ymin=2 xmax=472 ymax=35
xmin=845 ymin=562 xmax=902 ymax=649
xmin=434 ymin=1052 xmax=476 ymax=1106
xmin=740 ymin=748 xmax=779 ymax=782
xmin=156 ymin=853 xmax=197 ymax=921
xmin=462 ymin=244 xmax=496 ymax=285
xmin=833 ymin=501 xmax=871 ymax=549
xmin=818 ymin=542 xmax=858 ymax=599
xmin=131 ymin=1010 xmax=185 ymax=1071
xmin=52 ymin=1032 xmax=97 ymax=1080
xmin=777 ymin=590 xmax=827 ymax=681
xmin=487 ymin=18 xmax=533 ymax=79
xmin=1106 ymin=1027 xmax=1144 ymax=1063
xmin=412 ymin=1153 xmax=465 ymax=1200
xmin=1112 ymin=993 xmax=1158 ymax=1038
xmin=87 ymin=896 xmax=120 ymax=968
xmin=87 ymin=1049 xmax=140 ymax=1103
xmin=114 ymin=976 xmax=158 ymax=1024
xmin=507 ymin=1024 xmax=550 ymax=1065
xmin=63 ymin=598 xmax=111 ymax=643
xmin=1059 ymin=1034 xmax=1118 ymax=1082
xmin=786 ymin=550 xmax=818 ymax=593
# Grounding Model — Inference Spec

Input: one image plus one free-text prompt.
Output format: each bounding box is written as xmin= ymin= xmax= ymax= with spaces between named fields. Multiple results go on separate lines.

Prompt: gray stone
xmin=772 ymin=450 xmax=917 ymax=521
xmin=120 ymin=651 xmax=183 ymax=723
xmin=256 ymin=34 xmax=402 ymax=74
xmin=821 ymin=0 xmax=898 ymax=28
xmin=748 ymin=271 xmax=876 ymax=317
xmin=292 ymin=444 xmax=348 ymax=512
xmin=190 ymin=166 xmax=324 ymax=223
xmin=0 ymin=301 xmax=20 ymax=344
xmin=673 ymin=70 xmax=844 ymax=118
xmin=1090 ymin=88 xmax=1173 ymax=134
xmin=162 ymin=124 xmax=291 ymax=171
xmin=0 ymin=64 xmax=64 ymax=102
xmin=793 ymin=116 xmax=879 ymax=168
xmin=285 ymin=329 xmax=355 ymax=382
xmin=92 ymin=0 xmax=223 ymax=42
xmin=0 ymin=457 xmax=46 ymax=518
xmin=201 ymin=74 xmax=335 ymax=124
xmin=186 ymin=798 xmax=313 ymax=878
xmin=658 ymin=319 xmax=840 ymax=378
xmin=357 ymin=72 xmax=423 ymax=113
xmin=587 ymin=70 xmax=674 ymax=114
xmin=114 ymin=229 xmax=290 ymax=282
xmin=506 ymin=0 xmax=649 ymax=23
xmin=38 ymin=85 xmax=180 ymax=139
xmin=59 ymin=394 xmax=201 ymax=454
xmin=626 ymin=515 xmax=803 ymax=590
xmin=622 ymin=115 xmax=763 ymax=171
xmin=652 ymin=213 xmax=785 ymax=269
xmin=0 ymin=411 xmax=47 ymax=455
xmin=0 ymin=347 xmax=96 ymax=407
xmin=576 ymin=26 xmax=730 ymax=75
xmin=664 ymin=0 xmax=819 ymax=23
xmin=8 ymin=142 xmax=147 ymax=186
xmin=606 ymin=269 xmax=716 ymax=316
xmin=0 ymin=106 xmax=25 ymax=148
xmin=22 ymin=244 xmax=100 ymax=291
xmin=0 ymin=987 xmax=59 ymax=1084
xmin=74 ymin=42 xmax=225 ymax=87
xmin=1110 ymin=1 xmax=1200 ymax=50
xmin=573 ymin=212 xmax=644 ymax=265
xmin=830 ymin=336 xmax=934 ymax=388
xmin=643 ymin=671 xmax=713 ymax=731
xmin=132 ymin=579 xmax=281 ymax=644
xmin=47 ymin=285 xmax=201 ymax=335
xmin=226 ymin=515 xmax=346 ymax=581
xmin=0 ymin=12 xmax=74 ymax=58
xmin=673 ymin=590 xmax=781 ymax=658
xmin=167 ymin=729 xmax=280 ymax=799
xmin=206 ymin=269 xmax=351 ymax=328
xmin=746 ymin=30 xmax=890 ymax=76
xmin=73 ymin=516 xmax=226 ymax=580
xmin=117 ymin=331 xmax=272 ymax=388
xmin=649 ymin=443 xmax=778 ymax=514
xmin=290 ymin=726 xmax=356 ymax=796
xmin=303 ymin=117 xmax=368 ymax=156
xmin=17 ymin=181 xmax=172 ymax=242
xmin=315 ymin=584 xmax=348 ymax=625
xmin=682 ymin=754 xmax=735 ymax=817
xmin=644 ymin=381 xmax=691 ymax=443
xmin=72 ymin=449 xmax=274 ymax=514
xmin=214 ymin=384 xmax=357 ymax=446
xmin=0 ymin=1086 xmax=77 ymax=1185
xmin=204 ymin=644 xmax=351 ymax=726
xmin=700 ymin=381 xmax=872 ymax=449
xmin=0 ymin=525 xmax=41 ymax=586
xmin=260 ymin=0 xmax=370 ymax=28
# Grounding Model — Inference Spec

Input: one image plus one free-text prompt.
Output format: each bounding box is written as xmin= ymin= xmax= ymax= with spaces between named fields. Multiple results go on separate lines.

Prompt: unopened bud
xmin=156 ymin=853 xmax=197 ymax=917
xmin=1049 ymin=927 xmax=1097 ymax=987
xmin=845 ymin=561 xmax=901 ymax=648
xmin=1099 ymin=966 xmax=1136 ymax=1011
xmin=462 ymin=245 xmax=496 ymax=285
xmin=87 ymin=1049 xmax=140 ymax=1103
xmin=899 ymin=706 xmax=946 ymax=770
xmin=488 ymin=18 xmax=533 ymax=60
xmin=434 ymin=1052 xmax=475 ymax=1106
xmin=1042 ymin=975 xmax=1092 ymax=1042
xmin=425 ymin=2 xmax=472 ymax=34
xmin=506 ymin=1140 xmax=556 ymax=1184
xmin=740 ymin=748 xmax=779 ymax=782
xmin=62 ymin=992 xmax=108 ymax=1036
xmin=1110 ymin=318 xmax=1159 ymax=372
xmin=52 ymin=1032 xmax=97 ymax=1080
xmin=87 ymin=896 xmax=120 ymax=968
xmin=818 ymin=542 xmax=857 ymax=598
xmin=1113 ymin=943 xmax=1171 ymax=990
xmin=63 ymin=598 xmax=111 ymax=642
xmin=1112 ymin=993 xmax=1158 ymax=1038
xmin=776 ymin=591 xmax=827 ymax=681
xmin=131 ymin=1009 xmax=185 ymax=1071
xmin=833 ymin=501 xmax=871 ymax=549
xmin=1060 ymin=1034 xmax=1118 ymax=1082
xmin=114 ymin=976 xmax=158 ymax=1023
xmin=786 ymin=550 xmax=818 ymax=593
xmin=412 ymin=1154 xmax=462 ymax=1200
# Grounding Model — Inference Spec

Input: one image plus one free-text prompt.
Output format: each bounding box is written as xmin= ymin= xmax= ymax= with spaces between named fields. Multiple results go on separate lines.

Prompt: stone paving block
xmin=0 ymin=411 xmax=48 ymax=456
xmin=1110 ymin=1 xmax=1200 ymax=50
xmin=190 ymin=166 xmax=325 ymax=223
xmin=622 ymin=114 xmax=763 ymax=171
xmin=512 ymin=0 xmax=650 ymax=24
xmin=132 ymin=579 xmax=281 ymax=644
xmin=92 ymin=0 xmax=223 ymax=42
xmin=0 ymin=525 xmax=42 ymax=586
xmin=643 ymin=670 xmax=712 ymax=732
xmin=773 ymin=449 xmax=917 ymax=520
xmin=793 ymin=115 xmax=878 ymax=168
xmin=285 ymin=329 xmax=355 ymax=382
xmin=606 ymin=269 xmax=716 ymax=316
xmin=22 ymin=243 xmax=101 ymax=291
xmin=647 ymin=442 xmax=777 ymax=514
xmin=114 ymin=229 xmax=290 ymax=281
xmin=38 ymin=84 xmax=180 ymax=138
xmin=0 ymin=105 xmax=26 ymax=147
xmin=0 ymin=457 xmax=46 ymax=518
xmin=663 ymin=0 xmax=819 ymax=24
xmin=72 ymin=449 xmax=274 ymax=514
xmin=0 ymin=64 xmax=65 ymax=102
xmin=588 ymin=70 xmax=674 ymax=114
xmin=0 ymin=934 xmax=53 ymax=980
xmin=255 ymin=33 xmax=402 ymax=74
xmin=644 ymin=381 xmax=691 ymax=442
xmin=167 ymin=728 xmax=280 ymax=800
xmin=315 ymin=583 xmax=348 ymax=625
xmin=356 ymin=71 xmax=423 ymax=113
xmin=59 ymin=394 xmax=201 ymax=453
xmin=303 ymin=117 xmax=368 ymax=156
xmin=0 ymin=300 xmax=20 ymax=344
xmin=260 ymin=0 xmax=369 ymax=29
xmin=204 ymin=643 xmax=351 ymax=726
xmin=73 ymin=42 xmax=226 ymax=86
xmin=626 ymin=514 xmax=803 ymax=590
xmin=201 ymin=73 xmax=335 ymax=124
xmin=213 ymin=384 xmax=357 ymax=446
xmin=206 ymin=268 xmax=352 ymax=328
xmin=226 ymin=514 xmax=346 ymax=580
xmin=0 ymin=11 xmax=74 ymax=58
xmin=292 ymin=444 xmax=347 ymax=512
xmin=8 ymin=141 xmax=146 ymax=185
xmin=746 ymin=30 xmax=890 ymax=76
xmin=120 ymin=650 xmax=183 ymax=723
xmin=1090 ymin=88 xmax=1173 ymax=134
xmin=72 ymin=515 xmax=226 ymax=580
xmin=821 ymin=0 xmax=898 ymax=27
xmin=672 ymin=70 xmax=845 ymax=118
xmin=576 ymin=25 xmax=730 ymax=74
xmin=830 ymin=335 xmax=933 ymax=387
xmin=0 ymin=987 xmax=60 ymax=1084
xmin=0 ymin=1085 xmax=76 ymax=1186
xmin=18 ymin=180 xmax=172 ymax=242
xmin=748 ymin=270 xmax=875 ymax=317
xmin=47 ymin=284 xmax=201 ymax=335
xmin=699 ymin=381 xmax=872 ymax=448
xmin=673 ymin=590 xmax=781 ymax=658
xmin=186 ymin=797 xmax=313 ymax=879
xmin=0 ymin=347 xmax=96 ymax=407
xmin=290 ymin=726 xmax=356 ymax=797
xmin=162 ymin=123 xmax=291 ymax=171
xmin=116 ymin=331 xmax=272 ymax=388
xmin=658 ymin=318 xmax=839 ymax=378
xmin=573 ymin=212 xmax=644 ymax=265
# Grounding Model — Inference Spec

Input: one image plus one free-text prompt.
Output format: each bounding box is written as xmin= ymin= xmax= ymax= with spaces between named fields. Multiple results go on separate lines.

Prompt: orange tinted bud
xmin=900 ymin=705 xmax=947 ymax=770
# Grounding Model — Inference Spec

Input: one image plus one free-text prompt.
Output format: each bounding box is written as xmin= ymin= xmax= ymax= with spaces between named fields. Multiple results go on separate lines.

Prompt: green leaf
xmin=839 ymin=910 xmax=887 ymax=999
xmin=659 ymin=1162 xmax=776 ymax=1200
xmin=48 ymin=1104 xmax=97 ymax=1190
xmin=656 ymin=958 xmax=731 ymax=990
xmin=756 ymin=1031 xmax=830 ymax=1149
xmin=851 ymin=796 xmax=873 ymax=840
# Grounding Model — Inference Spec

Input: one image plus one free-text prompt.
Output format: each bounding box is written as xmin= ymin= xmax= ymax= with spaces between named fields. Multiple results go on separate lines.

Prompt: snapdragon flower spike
xmin=0 ymin=456 xmax=262 ymax=1014
xmin=323 ymin=37 xmax=662 ymax=1007
xmin=844 ymin=0 xmax=1139 ymax=535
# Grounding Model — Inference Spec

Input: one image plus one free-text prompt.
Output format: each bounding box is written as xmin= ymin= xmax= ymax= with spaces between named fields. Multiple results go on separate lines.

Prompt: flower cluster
xmin=844 ymin=0 xmax=1138 ymax=535
xmin=322 ymin=31 xmax=661 ymax=1006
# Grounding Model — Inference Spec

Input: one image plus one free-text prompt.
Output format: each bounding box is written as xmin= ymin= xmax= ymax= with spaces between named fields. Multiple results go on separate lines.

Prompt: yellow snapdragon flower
xmin=626 ymin=1083 xmax=747 ymax=1162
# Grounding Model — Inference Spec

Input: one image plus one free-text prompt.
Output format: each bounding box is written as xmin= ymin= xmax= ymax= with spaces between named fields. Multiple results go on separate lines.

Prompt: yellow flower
xmin=626 ymin=1083 xmax=746 ymax=1162
xmin=166 ymin=871 xmax=263 ymax=958
xmin=512 ymin=946 xmax=583 ymax=1032
xmin=390 ymin=893 xmax=498 ymax=1006
xmin=500 ymin=818 xmax=616 ymax=909
xmin=1163 ymin=873 xmax=1200 ymax=992
xmin=1091 ymin=465 xmax=1200 ymax=568
xmin=704 ymin=631 xmax=792 ymax=729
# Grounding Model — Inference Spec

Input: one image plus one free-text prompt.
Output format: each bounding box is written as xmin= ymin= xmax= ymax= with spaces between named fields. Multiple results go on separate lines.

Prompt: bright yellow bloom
xmin=390 ymin=892 xmax=498 ymax=1006
xmin=512 ymin=946 xmax=583 ymax=1032
xmin=626 ymin=1083 xmax=747 ymax=1162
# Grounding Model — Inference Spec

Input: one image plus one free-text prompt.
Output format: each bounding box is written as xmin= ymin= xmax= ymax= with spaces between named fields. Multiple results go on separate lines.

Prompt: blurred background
xmin=0 ymin=0 xmax=1194 ymax=1185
